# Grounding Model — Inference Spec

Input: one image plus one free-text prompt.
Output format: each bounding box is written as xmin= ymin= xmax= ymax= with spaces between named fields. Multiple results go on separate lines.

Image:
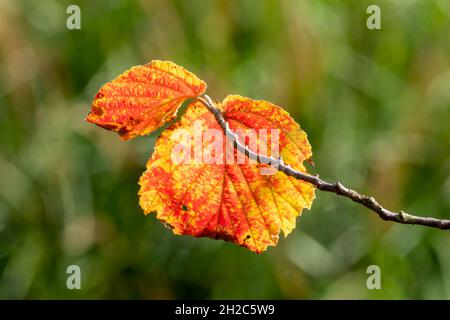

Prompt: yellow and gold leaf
xmin=139 ymin=96 xmax=315 ymax=253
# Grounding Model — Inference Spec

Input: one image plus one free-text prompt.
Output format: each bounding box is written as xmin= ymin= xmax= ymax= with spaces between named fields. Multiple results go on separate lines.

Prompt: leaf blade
xmin=86 ymin=60 xmax=206 ymax=140
xmin=139 ymin=97 xmax=315 ymax=253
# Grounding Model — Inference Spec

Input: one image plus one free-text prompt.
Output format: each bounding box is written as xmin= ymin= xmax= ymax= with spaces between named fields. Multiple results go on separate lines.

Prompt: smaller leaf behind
xmin=86 ymin=60 xmax=206 ymax=140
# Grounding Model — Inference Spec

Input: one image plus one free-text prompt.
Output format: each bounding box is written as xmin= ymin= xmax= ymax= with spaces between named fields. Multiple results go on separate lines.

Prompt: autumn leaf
xmin=87 ymin=60 xmax=450 ymax=247
xmin=86 ymin=60 xmax=315 ymax=253
xmin=138 ymin=95 xmax=315 ymax=253
xmin=86 ymin=60 xmax=206 ymax=140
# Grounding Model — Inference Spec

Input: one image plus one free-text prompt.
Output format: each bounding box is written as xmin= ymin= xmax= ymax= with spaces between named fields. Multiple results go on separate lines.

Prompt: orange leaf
xmin=86 ymin=60 xmax=206 ymax=140
xmin=139 ymin=95 xmax=315 ymax=253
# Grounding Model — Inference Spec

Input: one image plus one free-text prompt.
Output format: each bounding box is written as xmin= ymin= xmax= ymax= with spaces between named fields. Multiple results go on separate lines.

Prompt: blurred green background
xmin=0 ymin=0 xmax=449 ymax=299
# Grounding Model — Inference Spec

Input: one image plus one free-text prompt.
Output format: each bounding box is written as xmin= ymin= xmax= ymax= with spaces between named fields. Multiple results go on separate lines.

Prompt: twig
xmin=196 ymin=94 xmax=450 ymax=230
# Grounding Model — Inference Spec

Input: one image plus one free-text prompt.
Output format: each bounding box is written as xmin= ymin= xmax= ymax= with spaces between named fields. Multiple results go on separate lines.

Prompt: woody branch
xmin=196 ymin=94 xmax=450 ymax=230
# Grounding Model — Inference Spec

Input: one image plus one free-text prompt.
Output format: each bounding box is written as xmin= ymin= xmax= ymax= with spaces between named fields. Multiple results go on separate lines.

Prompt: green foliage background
xmin=0 ymin=0 xmax=449 ymax=299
